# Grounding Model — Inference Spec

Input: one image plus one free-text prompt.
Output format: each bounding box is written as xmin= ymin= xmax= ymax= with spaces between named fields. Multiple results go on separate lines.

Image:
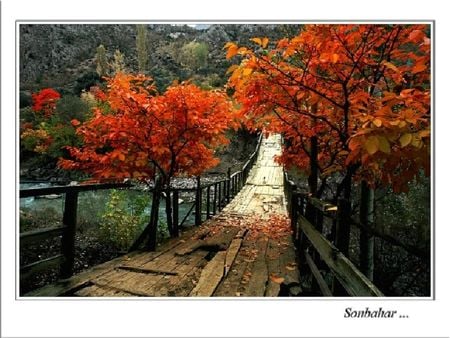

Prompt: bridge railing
xmin=19 ymin=133 xmax=264 ymax=285
xmin=20 ymin=182 xmax=132 ymax=282
xmin=162 ymin=131 xmax=263 ymax=236
xmin=283 ymin=172 xmax=384 ymax=297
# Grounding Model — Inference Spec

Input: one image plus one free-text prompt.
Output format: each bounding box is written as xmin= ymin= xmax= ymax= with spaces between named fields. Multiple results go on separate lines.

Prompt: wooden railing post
xmin=195 ymin=176 xmax=202 ymax=226
xmin=218 ymin=181 xmax=222 ymax=211
xmin=311 ymin=208 xmax=324 ymax=294
xmin=60 ymin=191 xmax=78 ymax=279
xmin=213 ymin=183 xmax=217 ymax=215
xmin=297 ymin=193 xmax=307 ymax=252
xmin=206 ymin=185 xmax=211 ymax=219
xmin=360 ymin=181 xmax=374 ymax=281
xmin=291 ymin=190 xmax=299 ymax=241
xmin=172 ymin=189 xmax=179 ymax=237
xmin=335 ymin=198 xmax=351 ymax=256
xmin=226 ymin=168 xmax=231 ymax=203
xmin=233 ymin=175 xmax=236 ymax=195
xmin=333 ymin=198 xmax=352 ymax=296
xmin=299 ymin=193 xmax=305 ymax=216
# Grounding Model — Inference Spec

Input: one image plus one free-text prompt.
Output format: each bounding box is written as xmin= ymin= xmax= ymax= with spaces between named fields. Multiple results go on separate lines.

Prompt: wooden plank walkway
xmin=26 ymin=134 xmax=301 ymax=297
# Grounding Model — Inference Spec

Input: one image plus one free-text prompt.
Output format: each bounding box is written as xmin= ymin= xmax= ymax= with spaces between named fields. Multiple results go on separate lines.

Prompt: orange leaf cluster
xmin=59 ymin=73 xmax=238 ymax=182
xmin=226 ymin=24 xmax=430 ymax=192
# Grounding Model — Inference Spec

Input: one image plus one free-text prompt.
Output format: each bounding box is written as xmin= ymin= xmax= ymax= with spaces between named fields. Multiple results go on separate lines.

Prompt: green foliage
xmin=179 ymin=41 xmax=209 ymax=71
xmin=74 ymin=72 xmax=102 ymax=95
xmin=156 ymin=219 xmax=170 ymax=243
xmin=20 ymin=106 xmax=36 ymax=125
xmin=20 ymin=91 xmax=32 ymax=108
xmin=95 ymin=44 xmax=109 ymax=77
xmin=111 ymin=49 xmax=126 ymax=74
xmin=20 ymin=94 xmax=88 ymax=160
xmin=136 ymin=25 xmax=148 ymax=73
xmin=100 ymin=190 xmax=150 ymax=250
xmin=55 ymin=95 xmax=90 ymax=123
xmin=375 ymin=171 xmax=430 ymax=248
xmin=191 ymin=73 xmax=224 ymax=89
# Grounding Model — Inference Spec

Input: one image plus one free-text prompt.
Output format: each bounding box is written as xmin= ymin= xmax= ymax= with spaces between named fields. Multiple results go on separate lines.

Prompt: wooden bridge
xmin=22 ymin=134 xmax=384 ymax=297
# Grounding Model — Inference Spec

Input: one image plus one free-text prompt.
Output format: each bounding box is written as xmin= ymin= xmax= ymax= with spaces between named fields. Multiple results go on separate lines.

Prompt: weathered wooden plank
xmin=246 ymin=236 xmax=269 ymax=297
xmin=101 ymin=248 xmax=192 ymax=293
xmin=74 ymin=285 xmax=107 ymax=297
xmin=76 ymin=283 xmax=136 ymax=297
xmin=117 ymin=265 xmax=179 ymax=276
xmin=20 ymin=182 xmax=132 ymax=198
xmin=21 ymin=254 xmax=65 ymax=281
xmin=24 ymin=228 xmax=199 ymax=297
xmin=278 ymin=234 xmax=301 ymax=296
xmin=304 ymin=250 xmax=332 ymax=296
xmin=117 ymin=234 xmax=215 ymax=296
xmin=224 ymin=238 xmax=243 ymax=277
xmin=214 ymin=232 xmax=256 ymax=296
xmin=20 ymin=225 xmax=67 ymax=246
xmin=278 ymin=236 xmax=300 ymax=284
xmin=189 ymin=251 xmax=227 ymax=296
xmin=298 ymin=215 xmax=383 ymax=297
xmin=175 ymin=227 xmax=239 ymax=256
xmin=308 ymin=197 xmax=337 ymax=217
xmin=90 ymin=279 xmax=151 ymax=297
xmin=88 ymin=235 xmax=201 ymax=295
xmin=23 ymin=251 xmax=146 ymax=296
xmin=264 ymin=238 xmax=281 ymax=297
xmin=152 ymin=250 xmax=209 ymax=296
xmin=74 ymin=224 xmax=199 ymax=296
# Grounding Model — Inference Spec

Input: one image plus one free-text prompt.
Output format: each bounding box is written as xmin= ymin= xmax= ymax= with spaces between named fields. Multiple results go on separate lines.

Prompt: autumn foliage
xmin=31 ymin=88 xmax=61 ymax=117
xmin=226 ymin=24 xmax=430 ymax=193
xmin=59 ymin=73 xmax=237 ymax=182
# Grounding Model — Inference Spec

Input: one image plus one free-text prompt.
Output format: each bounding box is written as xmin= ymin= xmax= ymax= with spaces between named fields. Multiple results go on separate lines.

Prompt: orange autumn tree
xmin=226 ymin=24 xmax=430 ymax=198
xmin=59 ymin=73 xmax=236 ymax=242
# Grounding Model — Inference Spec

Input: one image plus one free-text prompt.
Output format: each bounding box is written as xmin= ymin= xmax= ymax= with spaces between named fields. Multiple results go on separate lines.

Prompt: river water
xmin=19 ymin=182 xmax=197 ymax=231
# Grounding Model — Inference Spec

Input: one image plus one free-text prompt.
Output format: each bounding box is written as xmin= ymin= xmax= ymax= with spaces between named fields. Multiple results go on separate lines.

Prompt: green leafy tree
xmin=136 ymin=25 xmax=149 ymax=73
xmin=111 ymin=49 xmax=126 ymax=74
xmin=95 ymin=44 xmax=109 ymax=77
xmin=180 ymin=41 xmax=209 ymax=71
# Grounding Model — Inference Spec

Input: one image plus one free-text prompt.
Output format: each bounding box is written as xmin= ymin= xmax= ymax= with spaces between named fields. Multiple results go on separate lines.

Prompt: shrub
xmin=55 ymin=95 xmax=90 ymax=123
xmin=74 ymin=72 xmax=102 ymax=95
xmin=99 ymin=190 xmax=150 ymax=251
xmin=20 ymin=91 xmax=32 ymax=108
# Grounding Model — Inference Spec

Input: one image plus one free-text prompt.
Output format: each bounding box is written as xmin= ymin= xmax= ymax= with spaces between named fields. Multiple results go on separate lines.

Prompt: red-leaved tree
xmin=59 ymin=73 xmax=237 ymax=243
xmin=31 ymin=88 xmax=61 ymax=117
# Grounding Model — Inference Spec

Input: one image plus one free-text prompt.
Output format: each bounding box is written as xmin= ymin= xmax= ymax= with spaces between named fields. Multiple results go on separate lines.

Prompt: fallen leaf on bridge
xmin=270 ymin=274 xmax=285 ymax=284
xmin=286 ymin=265 xmax=296 ymax=271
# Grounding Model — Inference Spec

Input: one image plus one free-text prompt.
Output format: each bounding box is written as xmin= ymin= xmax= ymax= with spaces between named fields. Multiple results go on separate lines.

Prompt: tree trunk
xmin=146 ymin=175 xmax=163 ymax=250
xmin=308 ymin=136 xmax=318 ymax=196
xmin=195 ymin=176 xmax=202 ymax=226
xmin=129 ymin=175 xmax=163 ymax=252
xmin=359 ymin=180 xmax=374 ymax=281
xmin=308 ymin=103 xmax=319 ymax=197
xmin=165 ymin=183 xmax=174 ymax=237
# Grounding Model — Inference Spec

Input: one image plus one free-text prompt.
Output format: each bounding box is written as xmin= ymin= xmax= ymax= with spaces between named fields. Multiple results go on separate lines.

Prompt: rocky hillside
xmin=19 ymin=24 xmax=302 ymax=93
